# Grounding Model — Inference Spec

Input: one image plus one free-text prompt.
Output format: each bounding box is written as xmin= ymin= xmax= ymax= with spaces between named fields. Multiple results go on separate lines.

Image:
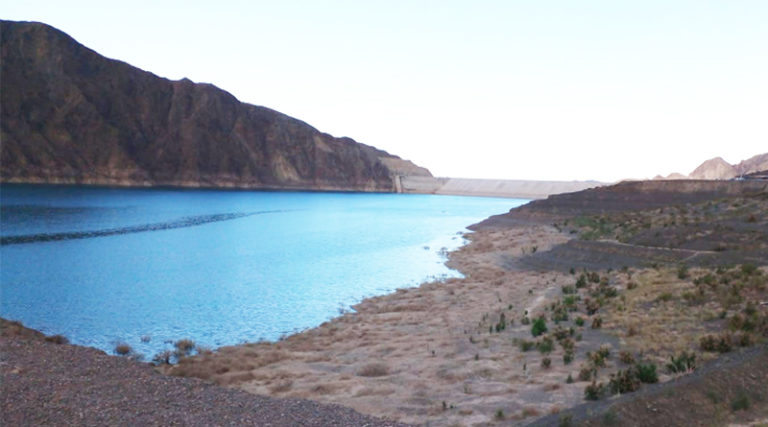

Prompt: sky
xmin=4 ymin=1 xmax=767 ymax=181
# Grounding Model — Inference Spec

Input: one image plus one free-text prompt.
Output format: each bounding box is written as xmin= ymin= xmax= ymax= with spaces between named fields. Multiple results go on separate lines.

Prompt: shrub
xmin=734 ymin=332 xmax=753 ymax=347
xmin=521 ymin=316 xmax=531 ymax=325
xmin=677 ymin=264 xmax=689 ymax=280
xmin=559 ymin=337 xmax=575 ymax=352
xmin=566 ymin=374 xmax=574 ymax=384
xmin=173 ymin=339 xmax=196 ymax=358
xmin=45 ymin=334 xmax=69 ymax=345
xmin=152 ymin=350 xmax=172 ymax=365
xmin=633 ymin=363 xmax=658 ymax=383
xmin=553 ymin=327 xmax=570 ymax=341
xmin=586 ymin=299 xmax=600 ymax=315
xmin=114 ymin=343 xmax=133 ymax=356
xmin=597 ymin=345 xmax=611 ymax=359
xmin=666 ymin=351 xmax=696 ymax=374
xmin=588 ymin=351 xmax=607 ymax=368
xmin=609 ymin=369 xmax=641 ymax=394
xmin=541 ymin=357 xmax=552 ymax=369
xmin=563 ymin=350 xmax=574 ymax=365
xmin=495 ymin=409 xmax=504 ymax=420
xmin=357 ymin=363 xmax=389 ymax=377
xmin=731 ymin=392 xmax=751 ymax=411
xmin=578 ymin=365 xmax=595 ymax=381
xmin=627 ymin=281 xmax=638 ymax=290
xmin=700 ymin=334 xmax=732 ymax=353
xmin=574 ymin=317 xmax=585 ymax=327
xmin=619 ymin=351 xmax=635 ymax=365
xmin=537 ymin=337 xmax=554 ymax=354
xmin=531 ymin=316 xmax=548 ymax=337
xmin=519 ymin=340 xmax=535 ymax=352
xmin=561 ymin=285 xmax=576 ymax=294
xmin=741 ymin=264 xmax=758 ymax=276
xmin=576 ymin=274 xmax=587 ymax=288
xmin=584 ymin=381 xmax=606 ymax=400
xmin=495 ymin=312 xmax=507 ymax=332
xmin=591 ymin=317 xmax=603 ymax=329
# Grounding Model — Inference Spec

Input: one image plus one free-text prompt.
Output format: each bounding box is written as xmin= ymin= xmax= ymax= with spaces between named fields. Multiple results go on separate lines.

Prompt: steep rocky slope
xmin=0 ymin=20 xmax=430 ymax=191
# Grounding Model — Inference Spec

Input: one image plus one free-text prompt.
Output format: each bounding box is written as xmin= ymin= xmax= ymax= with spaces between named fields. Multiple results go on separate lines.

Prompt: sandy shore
xmin=166 ymin=222 xmax=614 ymax=425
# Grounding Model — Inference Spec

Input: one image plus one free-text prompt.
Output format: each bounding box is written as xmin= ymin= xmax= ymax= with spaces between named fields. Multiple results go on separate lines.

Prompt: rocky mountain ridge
xmin=655 ymin=152 xmax=767 ymax=181
xmin=0 ymin=20 xmax=431 ymax=192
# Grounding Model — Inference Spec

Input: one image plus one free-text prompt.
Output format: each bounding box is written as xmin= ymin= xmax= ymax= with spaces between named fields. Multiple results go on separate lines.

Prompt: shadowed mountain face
xmin=0 ymin=20 xmax=430 ymax=191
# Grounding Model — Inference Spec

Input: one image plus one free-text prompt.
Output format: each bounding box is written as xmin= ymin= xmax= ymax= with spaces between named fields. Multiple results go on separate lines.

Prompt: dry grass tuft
xmin=357 ymin=362 xmax=390 ymax=377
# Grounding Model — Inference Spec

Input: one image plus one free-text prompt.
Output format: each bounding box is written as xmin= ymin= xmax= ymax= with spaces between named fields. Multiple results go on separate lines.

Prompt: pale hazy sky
xmin=4 ymin=1 xmax=767 ymax=181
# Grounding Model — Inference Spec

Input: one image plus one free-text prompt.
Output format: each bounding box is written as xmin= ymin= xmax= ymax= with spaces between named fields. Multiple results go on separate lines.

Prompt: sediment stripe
xmin=0 ymin=211 xmax=282 ymax=245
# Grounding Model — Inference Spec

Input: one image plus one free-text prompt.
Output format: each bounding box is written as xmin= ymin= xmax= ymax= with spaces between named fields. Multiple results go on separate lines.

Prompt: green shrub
xmin=666 ymin=351 xmax=696 ymax=374
xmin=531 ymin=316 xmax=548 ymax=337
xmin=633 ymin=363 xmax=658 ymax=383
xmin=562 ymin=285 xmax=576 ymax=294
xmin=609 ymin=369 xmax=641 ymax=394
xmin=584 ymin=381 xmax=606 ymax=400
xmin=731 ymin=392 xmax=751 ymax=411
xmin=537 ymin=337 xmax=554 ymax=354
xmin=576 ymin=274 xmax=587 ymax=288
xmin=519 ymin=340 xmax=535 ymax=352
xmin=563 ymin=350 xmax=574 ymax=365
xmin=574 ymin=317 xmax=585 ymax=327
xmin=677 ymin=264 xmax=689 ymax=280
xmin=741 ymin=264 xmax=758 ymax=277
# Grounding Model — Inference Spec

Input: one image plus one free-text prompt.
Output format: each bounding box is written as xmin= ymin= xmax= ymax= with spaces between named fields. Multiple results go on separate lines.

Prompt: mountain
xmin=686 ymin=154 xmax=768 ymax=180
xmin=0 ymin=20 xmax=431 ymax=191
xmin=734 ymin=153 xmax=768 ymax=176
xmin=688 ymin=157 xmax=737 ymax=180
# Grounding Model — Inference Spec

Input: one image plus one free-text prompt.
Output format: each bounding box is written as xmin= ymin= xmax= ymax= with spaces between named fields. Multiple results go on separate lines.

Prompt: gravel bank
xmin=0 ymin=331 xmax=408 ymax=426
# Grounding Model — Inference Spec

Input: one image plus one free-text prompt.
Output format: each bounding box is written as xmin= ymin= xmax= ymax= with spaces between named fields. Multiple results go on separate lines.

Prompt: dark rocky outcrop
xmin=0 ymin=20 xmax=431 ymax=191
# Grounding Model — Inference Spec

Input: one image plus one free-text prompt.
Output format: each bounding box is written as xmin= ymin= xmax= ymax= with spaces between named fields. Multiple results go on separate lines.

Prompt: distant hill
xmin=0 ymin=20 xmax=430 ymax=191
xmin=689 ymin=157 xmax=737 ymax=180
xmin=654 ymin=153 xmax=768 ymax=181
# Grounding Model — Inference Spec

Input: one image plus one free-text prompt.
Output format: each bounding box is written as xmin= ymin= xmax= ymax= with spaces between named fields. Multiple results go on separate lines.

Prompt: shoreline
xmin=164 ymin=220 xmax=587 ymax=425
xmin=162 ymin=179 xmax=768 ymax=425
xmin=4 ymin=179 xmax=767 ymax=426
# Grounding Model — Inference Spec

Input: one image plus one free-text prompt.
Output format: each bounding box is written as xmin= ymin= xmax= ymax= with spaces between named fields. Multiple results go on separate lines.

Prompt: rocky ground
xmin=0 ymin=320 xmax=406 ymax=426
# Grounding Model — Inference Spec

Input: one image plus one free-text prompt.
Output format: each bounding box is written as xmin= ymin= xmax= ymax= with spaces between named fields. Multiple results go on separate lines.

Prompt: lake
xmin=0 ymin=184 xmax=525 ymax=358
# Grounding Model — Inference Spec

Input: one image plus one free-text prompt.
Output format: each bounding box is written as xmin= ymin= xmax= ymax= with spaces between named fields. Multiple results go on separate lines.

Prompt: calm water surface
xmin=0 ymin=184 xmax=524 ymax=357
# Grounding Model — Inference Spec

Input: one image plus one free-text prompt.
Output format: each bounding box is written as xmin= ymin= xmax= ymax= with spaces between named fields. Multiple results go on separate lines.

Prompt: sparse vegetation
xmin=114 ymin=342 xmax=133 ymax=356
xmin=357 ymin=363 xmax=389 ymax=377
xmin=44 ymin=334 xmax=69 ymax=345
xmin=532 ymin=316 xmax=548 ymax=337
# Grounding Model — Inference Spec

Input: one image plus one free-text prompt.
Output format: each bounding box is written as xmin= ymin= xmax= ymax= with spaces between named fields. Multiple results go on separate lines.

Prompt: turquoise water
xmin=0 ymin=184 xmax=524 ymax=357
